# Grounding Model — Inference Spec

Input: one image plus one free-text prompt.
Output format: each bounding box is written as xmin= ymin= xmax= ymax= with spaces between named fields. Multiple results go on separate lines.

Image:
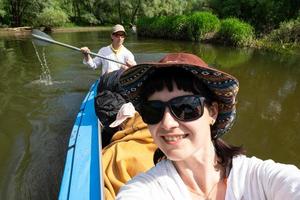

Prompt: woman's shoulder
xmin=232 ymin=155 xmax=300 ymax=172
xmin=230 ymin=155 xmax=300 ymax=188
xmin=227 ymin=155 xmax=300 ymax=199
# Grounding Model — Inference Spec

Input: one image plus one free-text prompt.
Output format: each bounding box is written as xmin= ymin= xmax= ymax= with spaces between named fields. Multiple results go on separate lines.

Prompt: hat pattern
xmin=120 ymin=55 xmax=239 ymax=138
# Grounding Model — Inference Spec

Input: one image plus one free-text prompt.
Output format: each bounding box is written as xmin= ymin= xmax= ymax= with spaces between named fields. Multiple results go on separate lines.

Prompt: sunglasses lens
xmin=141 ymin=101 xmax=165 ymax=124
xmin=140 ymin=95 xmax=204 ymax=124
xmin=114 ymin=33 xmax=125 ymax=37
xmin=170 ymin=96 xmax=203 ymax=121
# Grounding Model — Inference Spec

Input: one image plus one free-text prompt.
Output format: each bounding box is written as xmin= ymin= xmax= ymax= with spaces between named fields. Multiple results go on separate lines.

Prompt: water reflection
xmin=0 ymin=31 xmax=300 ymax=200
xmin=226 ymin=51 xmax=300 ymax=166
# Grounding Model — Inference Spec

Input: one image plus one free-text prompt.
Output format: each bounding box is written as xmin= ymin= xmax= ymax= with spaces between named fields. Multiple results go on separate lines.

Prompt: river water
xmin=0 ymin=30 xmax=300 ymax=199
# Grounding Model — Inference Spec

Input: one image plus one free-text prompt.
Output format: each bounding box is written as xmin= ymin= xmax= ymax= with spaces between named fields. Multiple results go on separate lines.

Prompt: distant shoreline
xmin=1 ymin=26 xmax=299 ymax=55
xmin=0 ymin=26 xmax=111 ymax=36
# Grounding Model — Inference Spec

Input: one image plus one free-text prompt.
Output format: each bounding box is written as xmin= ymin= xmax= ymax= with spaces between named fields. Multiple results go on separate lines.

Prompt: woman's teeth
xmin=164 ymin=135 xmax=185 ymax=142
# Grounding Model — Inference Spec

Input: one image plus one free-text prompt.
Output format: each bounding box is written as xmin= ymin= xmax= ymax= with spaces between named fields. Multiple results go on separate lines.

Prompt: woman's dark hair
xmin=139 ymin=67 xmax=245 ymax=176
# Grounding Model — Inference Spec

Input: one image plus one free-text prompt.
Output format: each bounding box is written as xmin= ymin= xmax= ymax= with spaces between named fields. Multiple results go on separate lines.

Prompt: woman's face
xmin=147 ymin=85 xmax=217 ymax=161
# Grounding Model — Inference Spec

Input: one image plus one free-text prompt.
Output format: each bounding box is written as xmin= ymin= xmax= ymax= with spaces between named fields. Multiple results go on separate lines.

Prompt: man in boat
xmin=81 ymin=24 xmax=137 ymax=145
xmin=80 ymin=24 xmax=136 ymax=75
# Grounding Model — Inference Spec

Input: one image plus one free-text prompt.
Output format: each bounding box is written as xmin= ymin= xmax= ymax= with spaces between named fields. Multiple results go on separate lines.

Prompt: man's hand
xmin=125 ymin=59 xmax=136 ymax=68
xmin=80 ymin=47 xmax=92 ymax=62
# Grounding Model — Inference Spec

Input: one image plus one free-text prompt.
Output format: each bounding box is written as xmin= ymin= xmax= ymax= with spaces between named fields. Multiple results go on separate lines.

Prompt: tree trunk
xmin=10 ymin=0 xmax=29 ymax=27
xmin=130 ymin=0 xmax=141 ymax=24
xmin=117 ymin=0 xmax=122 ymax=24
xmin=73 ymin=1 xmax=81 ymax=22
xmin=11 ymin=0 xmax=21 ymax=27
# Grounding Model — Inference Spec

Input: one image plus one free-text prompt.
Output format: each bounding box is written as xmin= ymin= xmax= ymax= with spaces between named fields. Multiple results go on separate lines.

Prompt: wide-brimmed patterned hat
xmin=119 ymin=53 xmax=239 ymax=138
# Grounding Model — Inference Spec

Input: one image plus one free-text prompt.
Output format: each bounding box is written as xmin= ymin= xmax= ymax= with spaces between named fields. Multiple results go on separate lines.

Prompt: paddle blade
xmin=32 ymin=29 xmax=54 ymax=46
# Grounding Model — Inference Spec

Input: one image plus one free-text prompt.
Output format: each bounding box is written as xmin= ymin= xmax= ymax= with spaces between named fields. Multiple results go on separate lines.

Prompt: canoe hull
xmin=59 ymin=80 xmax=102 ymax=200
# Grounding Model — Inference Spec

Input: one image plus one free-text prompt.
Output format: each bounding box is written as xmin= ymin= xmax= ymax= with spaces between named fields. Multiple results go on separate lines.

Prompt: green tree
xmin=118 ymin=0 xmax=142 ymax=24
xmin=81 ymin=13 xmax=100 ymax=25
xmin=8 ymin=0 xmax=31 ymax=26
xmin=186 ymin=0 xmax=210 ymax=12
xmin=93 ymin=0 xmax=142 ymax=24
xmin=7 ymin=0 xmax=44 ymax=26
xmin=139 ymin=0 xmax=188 ymax=17
xmin=94 ymin=0 xmax=118 ymax=24
xmin=0 ymin=0 xmax=66 ymax=27
xmin=209 ymin=0 xmax=300 ymax=33
xmin=0 ymin=0 xmax=6 ymax=26
xmin=35 ymin=7 xmax=69 ymax=30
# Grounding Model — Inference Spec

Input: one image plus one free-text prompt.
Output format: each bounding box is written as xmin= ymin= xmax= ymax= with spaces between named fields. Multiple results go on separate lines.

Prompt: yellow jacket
xmin=102 ymin=113 xmax=156 ymax=199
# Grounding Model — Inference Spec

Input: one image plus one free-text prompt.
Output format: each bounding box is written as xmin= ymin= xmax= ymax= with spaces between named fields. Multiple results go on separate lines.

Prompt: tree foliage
xmin=35 ymin=7 xmax=69 ymax=29
xmin=0 ymin=0 xmax=5 ymax=17
xmin=0 ymin=0 xmax=6 ymax=26
xmin=209 ymin=0 xmax=300 ymax=33
xmin=139 ymin=0 xmax=188 ymax=17
xmin=267 ymin=16 xmax=300 ymax=43
xmin=81 ymin=13 xmax=100 ymax=26
xmin=0 ymin=0 xmax=299 ymax=35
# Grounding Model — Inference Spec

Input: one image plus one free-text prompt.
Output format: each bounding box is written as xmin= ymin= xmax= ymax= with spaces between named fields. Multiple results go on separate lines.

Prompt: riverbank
xmin=1 ymin=26 xmax=299 ymax=55
xmin=0 ymin=26 xmax=111 ymax=36
xmin=0 ymin=26 xmax=32 ymax=36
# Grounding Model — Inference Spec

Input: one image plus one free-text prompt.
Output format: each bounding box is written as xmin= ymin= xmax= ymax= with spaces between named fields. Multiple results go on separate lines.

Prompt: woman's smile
xmin=161 ymin=134 xmax=189 ymax=144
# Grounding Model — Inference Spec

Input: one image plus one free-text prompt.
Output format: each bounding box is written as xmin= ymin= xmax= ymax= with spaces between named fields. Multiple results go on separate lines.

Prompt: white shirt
xmin=83 ymin=45 xmax=136 ymax=75
xmin=116 ymin=155 xmax=300 ymax=200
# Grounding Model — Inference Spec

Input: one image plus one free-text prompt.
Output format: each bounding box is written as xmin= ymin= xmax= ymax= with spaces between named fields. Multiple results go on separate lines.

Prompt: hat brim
xmin=120 ymin=62 xmax=239 ymax=138
xmin=112 ymin=30 xmax=127 ymax=35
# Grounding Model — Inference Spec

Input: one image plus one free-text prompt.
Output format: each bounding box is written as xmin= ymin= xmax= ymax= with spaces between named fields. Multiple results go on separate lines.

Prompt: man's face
xmin=111 ymin=31 xmax=126 ymax=46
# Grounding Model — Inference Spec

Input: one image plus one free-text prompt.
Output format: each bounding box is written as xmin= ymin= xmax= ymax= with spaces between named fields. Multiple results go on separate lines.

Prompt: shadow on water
xmin=0 ymin=31 xmax=300 ymax=199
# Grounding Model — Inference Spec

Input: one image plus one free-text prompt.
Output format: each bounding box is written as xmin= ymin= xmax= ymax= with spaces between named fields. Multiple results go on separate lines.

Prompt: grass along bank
xmin=137 ymin=12 xmax=300 ymax=54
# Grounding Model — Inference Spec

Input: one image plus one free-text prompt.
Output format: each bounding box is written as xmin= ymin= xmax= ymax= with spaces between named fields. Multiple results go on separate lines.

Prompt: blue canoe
xmin=59 ymin=80 xmax=104 ymax=200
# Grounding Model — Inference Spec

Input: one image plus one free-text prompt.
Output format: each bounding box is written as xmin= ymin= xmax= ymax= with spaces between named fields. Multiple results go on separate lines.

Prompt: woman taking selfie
xmin=116 ymin=53 xmax=300 ymax=200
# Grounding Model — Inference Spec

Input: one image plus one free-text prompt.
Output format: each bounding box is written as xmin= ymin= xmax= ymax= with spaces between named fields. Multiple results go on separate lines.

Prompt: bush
xmin=81 ymin=13 xmax=100 ymax=26
xmin=137 ymin=16 xmax=171 ymax=38
xmin=137 ymin=17 xmax=154 ymax=37
xmin=136 ymin=13 xmax=255 ymax=46
xmin=218 ymin=18 xmax=254 ymax=47
xmin=169 ymin=15 xmax=190 ymax=40
xmin=36 ymin=7 xmax=69 ymax=29
xmin=187 ymin=11 xmax=220 ymax=42
xmin=150 ymin=16 xmax=169 ymax=37
xmin=267 ymin=17 xmax=300 ymax=44
xmin=137 ymin=12 xmax=219 ymax=41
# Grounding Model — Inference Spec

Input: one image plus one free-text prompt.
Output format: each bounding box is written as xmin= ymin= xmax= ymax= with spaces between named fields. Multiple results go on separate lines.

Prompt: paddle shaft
xmin=32 ymin=33 xmax=126 ymax=65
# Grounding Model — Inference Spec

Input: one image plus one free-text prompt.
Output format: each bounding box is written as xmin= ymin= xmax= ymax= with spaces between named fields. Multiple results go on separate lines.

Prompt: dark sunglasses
xmin=140 ymin=95 xmax=205 ymax=124
xmin=113 ymin=32 xmax=125 ymax=37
